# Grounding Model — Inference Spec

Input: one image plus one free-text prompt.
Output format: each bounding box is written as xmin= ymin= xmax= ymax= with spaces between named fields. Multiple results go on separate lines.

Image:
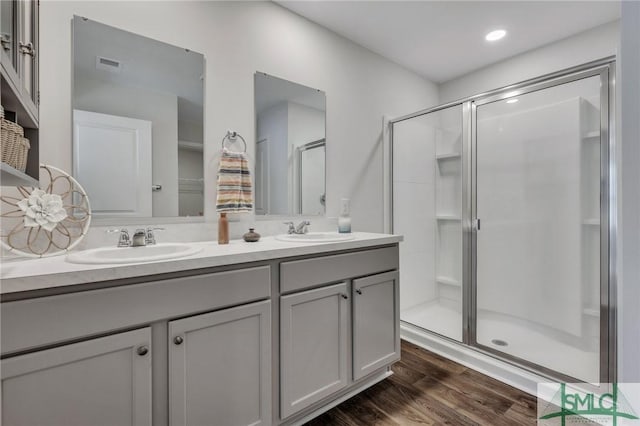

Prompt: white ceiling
xmin=277 ymin=1 xmax=620 ymax=83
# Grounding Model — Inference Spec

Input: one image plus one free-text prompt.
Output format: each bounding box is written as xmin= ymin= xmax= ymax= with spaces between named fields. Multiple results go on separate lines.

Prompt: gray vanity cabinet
xmin=169 ymin=300 xmax=272 ymax=426
xmin=279 ymin=282 xmax=350 ymax=419
xmin=1 ymin=327 xmax=152 ymax=426
xmin=352 ymin=271 xmax=400 ymax=381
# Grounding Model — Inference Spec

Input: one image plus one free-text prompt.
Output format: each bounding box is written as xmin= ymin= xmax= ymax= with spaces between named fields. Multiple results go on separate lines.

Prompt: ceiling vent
xmin=95 ymin=56 xmax=122 ymax=73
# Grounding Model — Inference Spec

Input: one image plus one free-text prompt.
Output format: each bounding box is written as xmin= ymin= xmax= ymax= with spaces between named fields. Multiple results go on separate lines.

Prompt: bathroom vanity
xmin=0 ymin=233 xmax=401 ymax=426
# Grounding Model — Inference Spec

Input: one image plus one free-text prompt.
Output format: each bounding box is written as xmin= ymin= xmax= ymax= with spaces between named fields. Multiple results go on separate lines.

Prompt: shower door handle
xmin=474 ymin=218 xmax=481 ymax=231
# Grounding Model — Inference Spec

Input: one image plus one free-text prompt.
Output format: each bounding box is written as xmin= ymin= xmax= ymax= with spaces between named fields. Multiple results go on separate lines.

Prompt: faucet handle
xmin=295 ymin=220 xmax=310 ymax=234
xmin=107 ymin=228 xmax=131 ymax=247
xmin=145 ymin=227 xmax=165 ymax=245
xmin=283 ymin=221 xmax=296 ymax=234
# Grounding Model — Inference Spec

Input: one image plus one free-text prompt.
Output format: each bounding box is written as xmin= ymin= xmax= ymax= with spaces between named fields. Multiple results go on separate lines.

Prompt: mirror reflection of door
xmin=255 ymin=138 xmax=270 ymax=215
xmin=73 ymin=109 xmax=152 ymax=217
xmin=297 ymin=139 xmax=325 ymax=215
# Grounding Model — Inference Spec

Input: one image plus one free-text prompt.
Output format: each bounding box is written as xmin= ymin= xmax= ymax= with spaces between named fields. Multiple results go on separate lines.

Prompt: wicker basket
xmin=1 ymin=114 xmax=29 ymax=172
xmin=15 ymin=136 xmax=30 ymax=172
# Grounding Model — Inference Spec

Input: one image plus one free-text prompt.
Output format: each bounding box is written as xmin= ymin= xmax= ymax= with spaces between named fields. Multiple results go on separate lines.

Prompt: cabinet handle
xmin=174 ymin=336 xmax=184 ymax=345
xmin=0 ymin=35 xmax=10 ymax=52
xmin=136 ymin=346 xmax=149 ymax=356
xmin=355 ymin=289 xmax=362 ymax=295
xmin=19 ymin=41 xmax=35 ymax=58
xmin=341 ymin=294 xmax=348 ymax=299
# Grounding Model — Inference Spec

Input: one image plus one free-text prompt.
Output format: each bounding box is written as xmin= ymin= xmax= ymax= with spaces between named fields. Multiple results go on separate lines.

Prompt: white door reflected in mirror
xmin=73 ymin=110 xmax=152 ymax=217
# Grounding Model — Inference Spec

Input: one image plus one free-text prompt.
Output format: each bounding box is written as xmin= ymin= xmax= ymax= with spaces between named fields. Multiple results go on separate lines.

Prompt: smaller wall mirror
xmin=72 ymin=16 xmax=204 ymax=219
xmin=254 ymin=72 xmax=326 ymax=216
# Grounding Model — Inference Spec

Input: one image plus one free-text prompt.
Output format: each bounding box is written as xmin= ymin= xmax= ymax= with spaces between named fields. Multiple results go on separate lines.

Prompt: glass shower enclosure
xmin=391 ymin=59 xmax=614 ymax=383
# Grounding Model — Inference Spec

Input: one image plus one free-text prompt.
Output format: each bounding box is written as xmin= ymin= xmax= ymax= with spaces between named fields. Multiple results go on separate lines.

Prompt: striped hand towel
xmin=216 ymin=148 xmax=253 ymax=212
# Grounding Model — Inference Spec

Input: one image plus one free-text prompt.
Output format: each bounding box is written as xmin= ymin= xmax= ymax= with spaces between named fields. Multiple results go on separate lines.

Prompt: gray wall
xmin=619 ymin=0 xmax=640 ymax=383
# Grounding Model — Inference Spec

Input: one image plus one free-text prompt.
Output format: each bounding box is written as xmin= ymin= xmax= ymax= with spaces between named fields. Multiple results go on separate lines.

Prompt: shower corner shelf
xmin=436 ymin=276 xmax=461 ymax=287
xmin=436 ymin=153 xmax=461 ymax=160
xmin=583 ymin=307 xmax=599 ymax=317
xmin=582 ymin=131 xmax=600 ymax=139
xmin=436 ymin=215 xmax=461 ymax=221
xmin=582 ymin=218 xmax=600 ymax=226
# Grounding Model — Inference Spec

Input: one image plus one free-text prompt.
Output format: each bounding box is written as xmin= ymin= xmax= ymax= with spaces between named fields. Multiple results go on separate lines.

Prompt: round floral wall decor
xmin=1 ymin=164 xmax=91 ymax=258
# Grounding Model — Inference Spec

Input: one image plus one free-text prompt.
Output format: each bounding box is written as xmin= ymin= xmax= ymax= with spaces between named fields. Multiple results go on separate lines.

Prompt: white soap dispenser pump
xmin=338 ymin=198 xmax=352 ymax=233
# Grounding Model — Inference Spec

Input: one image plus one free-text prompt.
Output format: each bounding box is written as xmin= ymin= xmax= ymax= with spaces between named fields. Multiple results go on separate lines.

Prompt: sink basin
xmin=66 ymin=243 xmax=202 ymax=265
xmin=275 ymin=232 xmax=356 ymax=243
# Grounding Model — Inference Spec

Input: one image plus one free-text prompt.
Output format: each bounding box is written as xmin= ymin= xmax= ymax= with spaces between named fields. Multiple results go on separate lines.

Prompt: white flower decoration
xmin=16 ymin=189 xmax=68 ymax=232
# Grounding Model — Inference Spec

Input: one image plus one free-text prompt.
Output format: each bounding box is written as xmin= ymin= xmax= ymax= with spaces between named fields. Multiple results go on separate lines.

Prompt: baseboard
xmin=401 ymin=322 xmax=550 ymax=396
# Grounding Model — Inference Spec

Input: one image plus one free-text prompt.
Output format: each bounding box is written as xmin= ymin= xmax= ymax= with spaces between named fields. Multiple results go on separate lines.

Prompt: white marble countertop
xmin=0 ymin=232 xmax=402 ymax=297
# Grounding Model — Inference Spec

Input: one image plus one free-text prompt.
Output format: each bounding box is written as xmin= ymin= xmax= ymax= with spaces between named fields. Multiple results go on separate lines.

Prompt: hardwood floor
xmin=305 ymin=340 xmax=538 ymax=425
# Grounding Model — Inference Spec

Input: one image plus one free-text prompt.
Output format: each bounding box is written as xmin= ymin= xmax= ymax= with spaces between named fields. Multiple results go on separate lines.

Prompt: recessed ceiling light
xmin=485 ymin=29 xmax=507 ymax=42
xmin=506 ymin=98 xmax=518 ymax=104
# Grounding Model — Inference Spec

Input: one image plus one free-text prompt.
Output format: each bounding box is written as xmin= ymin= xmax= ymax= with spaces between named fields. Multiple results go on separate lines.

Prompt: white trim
xmin=401 ymin=322 xmax=548 ymax=396
xmin=382 ymin=115 xmax=391 ymax=234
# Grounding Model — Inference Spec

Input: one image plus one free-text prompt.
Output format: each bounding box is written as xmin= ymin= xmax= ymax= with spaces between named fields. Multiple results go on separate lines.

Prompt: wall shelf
xmin=436 ymin=153 xmax=461 ymax=160
xmin=583 ymin=307 xmax=599 ymax=317
xmin=436 ymin=276 xmax=461 ymax=287
xmin=0 ymin=162 xmax=39 ymax=187
xmin=436 ymin=215 xmax=461 ymax=221
xmin=582 ymin=130 xmax=600 ymax=139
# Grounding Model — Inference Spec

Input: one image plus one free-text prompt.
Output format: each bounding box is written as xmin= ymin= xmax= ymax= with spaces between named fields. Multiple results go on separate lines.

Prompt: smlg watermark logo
xmin=538 ymin=383 xmax=640 ymax=425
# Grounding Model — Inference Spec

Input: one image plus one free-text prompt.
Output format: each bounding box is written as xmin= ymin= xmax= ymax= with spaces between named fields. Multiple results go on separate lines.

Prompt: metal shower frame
xmin=388 ymin=56 xmax=617 ymax=384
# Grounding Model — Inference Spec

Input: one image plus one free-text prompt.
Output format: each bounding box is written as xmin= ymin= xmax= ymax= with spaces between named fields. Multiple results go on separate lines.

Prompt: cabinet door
xmin=1 ymin=0 xmax=38 ymax=118
xmin=280 ymin=282 xmax=350 ymax=419
xmin=1 ymin=328 xmax=152 ymax=426
xmin=169 ymin=300 xmax=271 ymax=426
xmin=353 ymin=271 xmax=400 ymax=380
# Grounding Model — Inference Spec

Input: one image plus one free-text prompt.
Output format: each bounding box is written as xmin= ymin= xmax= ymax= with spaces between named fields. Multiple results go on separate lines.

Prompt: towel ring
xmin=221 ymin=130 xmax=247 ymax=153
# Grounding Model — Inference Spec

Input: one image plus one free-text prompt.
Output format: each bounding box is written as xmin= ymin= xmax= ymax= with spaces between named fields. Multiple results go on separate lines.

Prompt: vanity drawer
xmin=1 ymin=265 xmax=271 ymax=355
xmin=280 ymin=245 xmax=399 ymax=293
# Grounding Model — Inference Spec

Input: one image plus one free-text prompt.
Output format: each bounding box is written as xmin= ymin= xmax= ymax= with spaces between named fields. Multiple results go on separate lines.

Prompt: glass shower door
xmin=473 ymin=74 xmax=607 ymax=382
xmin=393 ymin=104 xmax=464 ymax=341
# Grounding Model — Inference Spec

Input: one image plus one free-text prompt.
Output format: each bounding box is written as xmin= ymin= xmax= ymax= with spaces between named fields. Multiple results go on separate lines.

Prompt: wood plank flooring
xmin=305 ymin=340 xmax=538 ymax=425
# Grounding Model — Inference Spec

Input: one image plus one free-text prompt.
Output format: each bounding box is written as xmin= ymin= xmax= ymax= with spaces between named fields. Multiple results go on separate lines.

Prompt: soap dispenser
xmin=338 ymin=198 xmax=352 ymax=233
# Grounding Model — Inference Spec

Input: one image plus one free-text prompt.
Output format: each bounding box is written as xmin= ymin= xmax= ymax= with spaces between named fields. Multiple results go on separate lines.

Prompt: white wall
xmin=74 ymin=76 xmax=179 ymax=216
xmin=439 ymin=20 xmax=619 ymax=103
xmin=618 ymin=0 xmax=640 ymax=384
xmin=40 ymin=1 xmax=438 ymax=232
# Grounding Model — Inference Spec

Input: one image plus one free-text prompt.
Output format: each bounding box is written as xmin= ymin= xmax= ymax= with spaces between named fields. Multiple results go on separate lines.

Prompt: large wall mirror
xmin=72 ymin=16 xmax=204 ymax=219
xmin=254 ymin=73 xmax=326 ymax=216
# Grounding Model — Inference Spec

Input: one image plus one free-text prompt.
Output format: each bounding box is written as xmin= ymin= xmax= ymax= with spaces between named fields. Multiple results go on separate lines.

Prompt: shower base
xmin=401 ymin=300 xmax=599 ymax=383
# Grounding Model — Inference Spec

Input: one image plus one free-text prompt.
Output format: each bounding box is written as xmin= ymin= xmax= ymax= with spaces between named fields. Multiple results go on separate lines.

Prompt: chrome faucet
xmin=132 ymin=229 xmax=147 ymax=247
xmin=295 ymin=220 xmax=310 ymax=234
xmin=284 ymin=220 xmax=310 ymax=234
xmin=109 ymin=227 xmax=164 ymax=247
